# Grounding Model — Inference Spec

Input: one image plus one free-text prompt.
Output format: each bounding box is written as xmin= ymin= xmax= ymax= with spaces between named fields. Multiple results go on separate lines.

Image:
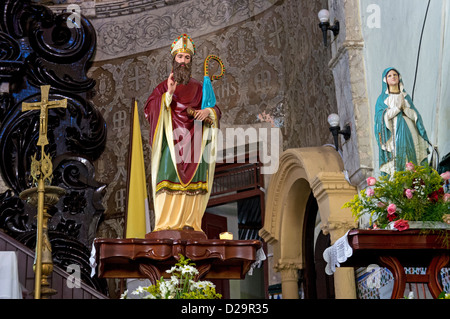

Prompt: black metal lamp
xmin=318 ymin=9 xmax=339 ymax=47
xmin=327 ymin=113 xmax=351 ymax=151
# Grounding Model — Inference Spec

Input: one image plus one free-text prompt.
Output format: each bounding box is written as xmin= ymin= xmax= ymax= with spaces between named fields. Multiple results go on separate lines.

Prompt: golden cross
xmin=22 ymin=85 xmax=67 ymax=147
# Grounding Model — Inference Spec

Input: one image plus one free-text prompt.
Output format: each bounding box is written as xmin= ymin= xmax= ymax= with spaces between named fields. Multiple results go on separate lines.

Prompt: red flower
xmin=428 ymin=187 xmax=444 ymax=203
xmin=394 ymin=219 xmax=409 ymax=231
xmin=387 ymin=213 xmax=397 ymax=222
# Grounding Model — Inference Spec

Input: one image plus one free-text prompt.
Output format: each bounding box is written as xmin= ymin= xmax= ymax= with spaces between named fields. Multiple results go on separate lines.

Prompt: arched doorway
xmin=302 ymin=192 xmax=335 ymax=299
xmin=259 ymin=146 xmax=358 ymax=299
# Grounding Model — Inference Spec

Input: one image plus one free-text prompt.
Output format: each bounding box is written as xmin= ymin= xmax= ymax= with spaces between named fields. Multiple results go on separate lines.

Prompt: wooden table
xmin=342 ymin=229 xmax=450 ymax=299
xmin=94 ymin=236 xmax=262 ymax=284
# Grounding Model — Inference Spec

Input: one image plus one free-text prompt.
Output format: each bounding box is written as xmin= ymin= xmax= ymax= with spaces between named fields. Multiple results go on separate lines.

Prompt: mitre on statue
xmin=170 ymin=33 xmax=196 ymax=56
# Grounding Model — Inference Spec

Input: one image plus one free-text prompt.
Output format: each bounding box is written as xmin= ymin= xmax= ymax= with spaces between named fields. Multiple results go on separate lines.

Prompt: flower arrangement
xmin=343 ymin=163 xmax=450 ymax=231
xmin=439 ymin=291 xmax=450 ymax=299
xmin=121 ymin=255 xmax=222 ymax=299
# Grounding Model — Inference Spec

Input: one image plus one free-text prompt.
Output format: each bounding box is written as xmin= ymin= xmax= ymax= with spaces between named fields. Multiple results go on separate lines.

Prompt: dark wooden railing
xmin=208 ymin=151 xmax=264 ymax=208
xmin=0 ymin=231 xmax=107 ymax=299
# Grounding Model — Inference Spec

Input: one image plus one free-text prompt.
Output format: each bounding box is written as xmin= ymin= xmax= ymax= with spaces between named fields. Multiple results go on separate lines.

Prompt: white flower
xmin=181 ymin=265 xmax=199 ymax=275
xmin=205 ymin=281 xmax=215 ymax=289
xmin=120 ymin=290 xmax=128 ymax=299
xmin=131 ymin=286 xmax=146 ymax=295
xmin=159 ymin=280 xmax=177 ymax=299
xmin=166 ymin=266 xmax=181 ymax=274
xmin=169 ymin=275 xmax=179 ymax=286
xmin=190 ymin=280 xmax=215 ymax=291
xmin=197 ymin=281 xmax=207 ymax=289
xmin=159 ymin=283 xmax=168 ymax=298
xmin=189 ymin=280 xmax=202 ymax=290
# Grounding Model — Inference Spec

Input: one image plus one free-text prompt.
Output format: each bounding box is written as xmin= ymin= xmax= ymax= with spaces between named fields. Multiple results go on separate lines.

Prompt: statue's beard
xmin=173 ymin=61 xmax=192 ymax=85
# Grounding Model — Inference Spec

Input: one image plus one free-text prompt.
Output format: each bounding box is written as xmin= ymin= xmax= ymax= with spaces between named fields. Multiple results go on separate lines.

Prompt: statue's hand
xmin=194 ymin=109 xmax=210 ymax=121
xmin=167 ymin=72 xmax=177 ymax=95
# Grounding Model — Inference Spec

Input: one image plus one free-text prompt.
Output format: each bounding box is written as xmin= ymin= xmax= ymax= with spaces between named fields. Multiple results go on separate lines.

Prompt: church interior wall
xmin=326 ymin=0 xmax=373 ymax=191
xmin=3 ymin=0 xmax=448 ymax=300
xmin=82 ymin=0 xmax=337 ymax=298
xmin=29 ymin=0 xmax=448 ymax=299
xmin=70 ymin=0 xmax=338 ymax=244
xmin=15 ymin=0 xmax=341 ymax=298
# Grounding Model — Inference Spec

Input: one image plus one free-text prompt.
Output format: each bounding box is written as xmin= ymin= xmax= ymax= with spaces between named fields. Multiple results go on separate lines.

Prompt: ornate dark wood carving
xmin=0 ymin=0 xmax=107 ymax=295
xmin=94 ymin=235 xmax=262 ymax=282
xmin=195 ymin=263 xmax=212 ymax=281
xmin=138 ymin=264 xmax=162 ymax=285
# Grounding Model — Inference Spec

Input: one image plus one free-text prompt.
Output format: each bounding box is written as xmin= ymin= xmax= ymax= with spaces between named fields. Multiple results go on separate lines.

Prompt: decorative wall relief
xmin=92 ymin=0 xmax=275 ymax=61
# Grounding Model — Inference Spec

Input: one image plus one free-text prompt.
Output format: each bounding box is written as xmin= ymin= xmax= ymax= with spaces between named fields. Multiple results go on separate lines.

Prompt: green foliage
xmin=343 ymin=164 xmax=449 ymax=229
xmin=438 ymin=291 xmax=450 ymax=299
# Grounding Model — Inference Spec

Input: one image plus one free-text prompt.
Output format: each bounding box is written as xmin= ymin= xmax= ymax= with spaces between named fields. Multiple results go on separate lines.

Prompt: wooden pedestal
xmin=343 ymin=229 xmax=450 ymax=299
xmin=94 ymin=230 xmax=262 ymax=285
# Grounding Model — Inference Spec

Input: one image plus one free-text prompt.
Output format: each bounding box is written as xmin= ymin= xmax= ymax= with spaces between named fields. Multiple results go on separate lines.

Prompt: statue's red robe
xmin=144 ymin=77 xmax=221 ymax=231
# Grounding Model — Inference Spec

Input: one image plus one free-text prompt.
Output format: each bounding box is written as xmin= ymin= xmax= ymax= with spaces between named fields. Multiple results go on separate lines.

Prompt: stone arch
xmin=259 ymin=146 xmax=358 ymax=299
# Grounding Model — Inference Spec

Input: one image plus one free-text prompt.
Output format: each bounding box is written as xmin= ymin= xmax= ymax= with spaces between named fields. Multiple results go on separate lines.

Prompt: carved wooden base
xmin=94 ymin=236 xmax=262 ymax=285
xmin=145 ymin=227 xmax=207 ymax=240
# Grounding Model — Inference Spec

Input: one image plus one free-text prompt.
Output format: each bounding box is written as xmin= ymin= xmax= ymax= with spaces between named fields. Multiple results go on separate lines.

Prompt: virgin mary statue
xmin=374 ymin=67 xmax=430 ymax=177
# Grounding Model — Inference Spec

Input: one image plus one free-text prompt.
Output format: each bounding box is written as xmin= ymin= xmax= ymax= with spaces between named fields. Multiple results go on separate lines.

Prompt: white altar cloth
xmin=0 ymin=251 xmax=23 ymax=299
xmin=323 ymin=231 xmax=353 ymax=275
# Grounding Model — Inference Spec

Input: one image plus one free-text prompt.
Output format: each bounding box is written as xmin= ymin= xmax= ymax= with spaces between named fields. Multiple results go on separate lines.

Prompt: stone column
xmin=327 ymin=0 xmax=374 ymax=190
xmin=276 ymin=262 xmax=301 ymax=299
xmin=326 ymin=221 xmax=357 ymax=299
xmin=312 ymin=172 xmax=358 ymax=299
xmin=334 ymin=268 xmax=357 ymax=299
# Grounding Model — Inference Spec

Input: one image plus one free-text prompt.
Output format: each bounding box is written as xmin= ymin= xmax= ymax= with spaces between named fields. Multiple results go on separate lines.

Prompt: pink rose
xmin=367 ymin=177 xmax=376 ymax=186
xmin=394 ymin=219 xmax=409 ymax=231
xmin=440 ymin=171 xmax=450 ymax=180
xmin=406 ymin=162 xmax=415 ymax=171
xmin=387 ymin=203 xmax=397 ymax=215
xmin=404 ymin=189 xmax=414 ymax=199
xmin=444 ymin=193 xmax=450 ymax=203
xmin=366 ymin=188 xmax=374 ymax=197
